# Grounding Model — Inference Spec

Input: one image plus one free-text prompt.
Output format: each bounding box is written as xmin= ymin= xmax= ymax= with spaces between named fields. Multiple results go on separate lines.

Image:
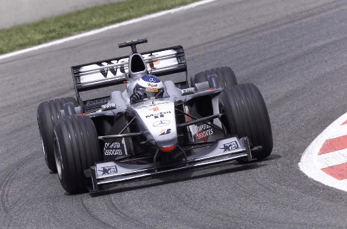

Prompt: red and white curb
xmin=299 ymin=113 xmax=347 ymax=192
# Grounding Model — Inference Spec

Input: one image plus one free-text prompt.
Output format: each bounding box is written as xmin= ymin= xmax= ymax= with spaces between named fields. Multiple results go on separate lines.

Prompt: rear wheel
xmin=54 ymin=116 xmax=102 ymax=194
xmin=191 ymin=67 xmax=238 ymax=117
xmin=192 ymin=67 xmax=238 ymax=88
xmin=219 ymin=84 xmax=273 ymax=160
xmin=37 ymin=97 xmax=78 ymax=173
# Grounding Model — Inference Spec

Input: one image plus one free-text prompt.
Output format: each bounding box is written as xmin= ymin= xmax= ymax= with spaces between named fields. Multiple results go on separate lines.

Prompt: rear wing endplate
xmin=71 ymin=45 xmax=187 ymax=104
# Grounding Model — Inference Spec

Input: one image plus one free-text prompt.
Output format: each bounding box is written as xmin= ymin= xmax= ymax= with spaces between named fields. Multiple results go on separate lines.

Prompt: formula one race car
xmin=37 ymin=38 xmax=273 ymax=194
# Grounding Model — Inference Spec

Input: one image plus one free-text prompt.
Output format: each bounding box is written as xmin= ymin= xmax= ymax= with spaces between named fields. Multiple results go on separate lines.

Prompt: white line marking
xmin=0 ymin=0 xmax=216 ymax=61
xmin=323 ymin=123 xmax=347 ymax=139
xmin=317 ymin=148 xmax=347 ymax=169
xmin=299 ymin=112 xmax=347 ymax=192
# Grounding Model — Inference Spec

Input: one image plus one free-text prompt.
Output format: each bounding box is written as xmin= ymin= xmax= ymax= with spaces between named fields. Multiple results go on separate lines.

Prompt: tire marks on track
xmin=79 ymin=197 xmax=117 ymax=229
xmin=0 ymin=153 xmax=37 ymax=214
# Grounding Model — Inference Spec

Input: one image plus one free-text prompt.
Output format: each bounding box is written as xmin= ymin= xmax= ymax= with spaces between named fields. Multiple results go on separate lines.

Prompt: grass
xmin=0 ymin=0 xmax=200 ymax=55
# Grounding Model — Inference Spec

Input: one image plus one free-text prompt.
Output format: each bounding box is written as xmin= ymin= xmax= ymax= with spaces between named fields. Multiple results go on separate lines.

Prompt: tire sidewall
xmin=37 ymin=97 xmax=78 ymax=173
xmin=220 ymin=84 xmax=273 ymax=160
xmin=54 ymin=116 xmax=101 ymax=194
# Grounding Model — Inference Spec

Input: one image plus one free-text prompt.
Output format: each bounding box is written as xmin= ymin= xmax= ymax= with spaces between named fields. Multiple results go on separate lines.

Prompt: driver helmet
xmin=134 ymin=75 xmax=164 ymax=99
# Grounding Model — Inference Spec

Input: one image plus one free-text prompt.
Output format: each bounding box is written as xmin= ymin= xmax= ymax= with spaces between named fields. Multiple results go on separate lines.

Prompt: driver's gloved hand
xmin=130 ymin=90 xmax=146 ymax=104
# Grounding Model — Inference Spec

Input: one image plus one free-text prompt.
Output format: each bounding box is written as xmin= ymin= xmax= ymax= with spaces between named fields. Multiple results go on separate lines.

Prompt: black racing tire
xmin=54 ymin=116 xmax=102 ymax=194
xmin=37 ymin=97 xmax=78 ymax=173
xmin=219 ymin=84 xmax=273 ymax=160
xmin=193 ymin=67 xmax=238 ymax=88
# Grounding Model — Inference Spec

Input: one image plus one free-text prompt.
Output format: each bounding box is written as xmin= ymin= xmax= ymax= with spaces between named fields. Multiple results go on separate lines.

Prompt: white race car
xmin=37 ymin=38 xmax=273 ymax=194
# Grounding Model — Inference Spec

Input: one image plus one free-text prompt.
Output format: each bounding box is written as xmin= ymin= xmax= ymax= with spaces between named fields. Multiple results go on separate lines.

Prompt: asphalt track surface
xmin=1 ymin=0 xmax=347 ymax=228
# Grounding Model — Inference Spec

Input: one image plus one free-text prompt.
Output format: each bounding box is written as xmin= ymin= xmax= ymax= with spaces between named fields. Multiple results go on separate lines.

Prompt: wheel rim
xmin=53 ymin=135 xmax=63 ymax=180
xmin=39 ymin=132 xmax=47 ymax=158
xmin=37 ymin=114 xmax=48 ymax=158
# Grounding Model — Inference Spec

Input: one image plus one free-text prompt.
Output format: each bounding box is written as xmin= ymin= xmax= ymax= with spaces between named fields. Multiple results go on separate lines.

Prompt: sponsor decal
xmin=104 ymin=142 xmax=123 ymax=156
xmin=142 ymin=75 xmax=160 ymax=83
xmin=146 ymin=87 xmax=159 ymax=92
xmin=76 ymin=112 xmax=90 ymax=117
xmin=147 ymin=83 xmax=158 ymax=87
xmin=101 ymin=103 xmax=116 ymax=111
xmin=159 ymin=129 xmax=171 ymax=136
xmin=148 ymin=83 xmax=158 ymax=87
xmin=181 ymin=88 xmax=195 ymax=95
xmin=220 ymin=141 xmax=239 ymax=152
xmin=97 ymin=62 xmax=118 ymax=78
xmin=104 ymin=142 xmax=121 ymax=148
xmin=104 ymin=149 xmax=123 ymax=156
xmin=149 ymin=107 xmax=159 ymax=112
xmin=196 ymin=124 xmax=211 ymax=132
xmin=98 ymin=165 xmax=117 ymax=175
xmin=194 ymin=129 xmax=213 ymax=142
xmin=152 ymin=60 xmax=160 ymax=65
xmin=79 ymin=58 xmax=128 ymax=84
xmin=146 ymin=111 xmax=171 ymax=119
xmin=186 ymin=108 xmax=192 ymax=122
xmin=78 ymin=48 xmax=179 ymax=85
xmin=153 ymin=119 xmax=171 ymax=127
xmin=86 ymin=98 xmax=109 ymax=106
xmin=146 ymin=60 xmax=160 ymax=70
xmin=193 ymin=124 xmax=214 ymax=142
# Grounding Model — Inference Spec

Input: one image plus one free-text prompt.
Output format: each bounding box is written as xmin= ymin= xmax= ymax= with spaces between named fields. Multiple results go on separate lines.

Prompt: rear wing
xmin=71 ymin=45 xmax=187 ymax=104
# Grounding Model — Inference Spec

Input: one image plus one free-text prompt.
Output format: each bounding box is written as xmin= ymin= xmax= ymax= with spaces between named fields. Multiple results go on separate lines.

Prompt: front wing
xmin=85 ymin=136 xmax=253 ymax=192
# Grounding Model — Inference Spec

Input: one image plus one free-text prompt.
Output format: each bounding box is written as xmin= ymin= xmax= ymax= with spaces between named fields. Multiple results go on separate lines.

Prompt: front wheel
xmin=54 ymin=116 xmax=102 ymax=194
xmin=219 ymin=84 xmax=273 ymax=160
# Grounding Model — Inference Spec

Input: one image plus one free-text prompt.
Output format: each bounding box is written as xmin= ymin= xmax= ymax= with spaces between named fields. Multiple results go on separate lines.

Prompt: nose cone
xmin=136 ymin=101 xmax=177 ymax=148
